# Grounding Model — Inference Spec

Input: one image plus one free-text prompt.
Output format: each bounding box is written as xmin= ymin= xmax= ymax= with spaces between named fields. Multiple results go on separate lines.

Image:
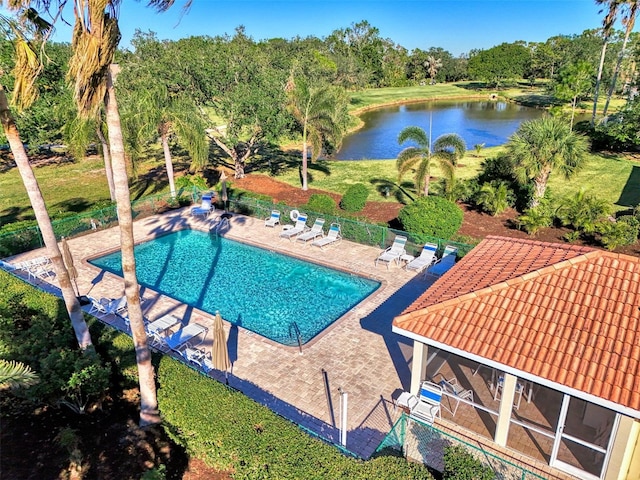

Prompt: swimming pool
xmin=90 ymin=230 xmax=380 ymax=346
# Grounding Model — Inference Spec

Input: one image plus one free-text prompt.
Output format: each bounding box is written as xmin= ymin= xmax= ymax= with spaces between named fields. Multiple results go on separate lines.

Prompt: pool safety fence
xmin=225 ymin=196 xmax=474 ymax=258
xmin=0 ymin=189 xmax=473 ymax=261
xmin=376 ymin=414 xmax=548 ymax=480
xmin=0 ymin=191 xmax=191 ymax=257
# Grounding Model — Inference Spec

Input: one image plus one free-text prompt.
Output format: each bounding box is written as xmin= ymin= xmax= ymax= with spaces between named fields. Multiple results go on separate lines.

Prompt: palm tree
xmin=123 ymin=85 xmax=208 ymax=197
xmin=397 ymin=126 xmax=466 ymax=196
xmin=507 ymin=116 xmax=590 ymax=208
xmin=592 ymin=0 xmax=621 ymax=125
xmin=425 ymin=56 xmax=442 ymax=84
xmin=66 ymin=1 xmax=163 ymax=426
xmin=286 ymin=75 xmax=347 ymax=191
xmin=603 ymin=0 xmax=639 ymax=116
xmin=0 ymin=359 xmax=38 ymax=390
xmin=0 ymin=12 xmax=92 ymax=350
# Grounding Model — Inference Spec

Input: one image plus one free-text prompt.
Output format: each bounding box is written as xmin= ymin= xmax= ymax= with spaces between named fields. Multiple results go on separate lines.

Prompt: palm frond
xmin=0 ymin=359 xmax=38 ymax=390
xmin=397 ymin=125 xmax=429 ymax=148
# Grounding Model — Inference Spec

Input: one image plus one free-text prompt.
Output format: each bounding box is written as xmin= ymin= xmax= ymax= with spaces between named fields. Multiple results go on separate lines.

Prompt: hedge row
xmin=157 ymin=358 xmax=435 ymax=479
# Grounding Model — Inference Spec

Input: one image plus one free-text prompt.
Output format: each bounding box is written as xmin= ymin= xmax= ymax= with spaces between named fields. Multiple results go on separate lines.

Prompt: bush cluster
xmin=398 ymin=196 xmax=463 ymax=241
xmin=443 ymin=445 xmax=495 ymax=480
xmin=340 ymin=183 xmax=369 ymax=212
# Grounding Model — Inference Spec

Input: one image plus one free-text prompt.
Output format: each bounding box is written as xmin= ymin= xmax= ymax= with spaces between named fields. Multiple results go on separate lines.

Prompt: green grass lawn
xmin=0 ymin=150 xmax=174 ymax=225
xmin=2 ymin=84 xmax=638 ymax=227
xmin=274 ymin=146 xmax=639 ymax=213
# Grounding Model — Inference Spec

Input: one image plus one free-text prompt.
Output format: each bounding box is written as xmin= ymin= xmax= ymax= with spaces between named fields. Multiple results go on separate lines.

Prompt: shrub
xmin=304 ymin=194 xmax=337 ymax=215
xmin=340 ymin=183 xmax=369 ymax=212
xmin=443 ymin=445 xmax=495 ymax=480
xmin=517 ymin=200 xmax=554 ymax=235
xmin=157 ymin=358 xmax=435 ymax=479
xmin=0 ymin=271 xmax=110 ymax=412
xmin=398 ymin=196 xmax=463 ymax=240
xmin=474 ymin=181 xmax=513 ymax=216
xmin=556 ymin=190 xmax=611 ymax=233
xmin=596 ymin=216 xmax=640 ymax=250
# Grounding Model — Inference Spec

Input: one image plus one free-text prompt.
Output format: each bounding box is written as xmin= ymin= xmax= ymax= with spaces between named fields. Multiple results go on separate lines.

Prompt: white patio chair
xmin=438 ymin=376 xmax=474 ymax=415
xmin=264 ymin=210 xmax=281 ymax=227
xmin=407 ymin=381 xmax=442 ymax=425
xmin=191 ymin=193 xmax=214 ymax=218
xmin=375 ymin=235 xmax=407 ymax=269
xmin=428 ymin=245 xmax=458 ymax=276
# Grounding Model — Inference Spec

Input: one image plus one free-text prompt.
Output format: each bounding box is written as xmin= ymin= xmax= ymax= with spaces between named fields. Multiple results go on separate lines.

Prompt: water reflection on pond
xmin=333 ymin=100 xmax=545 ymax=160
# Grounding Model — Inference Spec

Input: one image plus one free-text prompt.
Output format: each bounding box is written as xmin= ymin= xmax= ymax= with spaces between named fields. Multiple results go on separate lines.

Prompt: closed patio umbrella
xmin=60 ymin=237 xmax=79 ymax=296
xmin=212 ymin=311 xmax=230 ymax=382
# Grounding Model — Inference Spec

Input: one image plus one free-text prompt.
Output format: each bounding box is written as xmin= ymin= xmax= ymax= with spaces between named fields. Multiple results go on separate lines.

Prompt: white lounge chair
xmin=406 ymin=243 xmax=438 ymax=273
xmin=375 ymin=235 xmax=407 ymax=269
xmin=279 ymin=213 xmax=308 ymax=240
xmin=296 ymin=218 xmax=325 ymax=244
xmin=312 ymin=223 xmax=342 ymax=249
xmin=163 ymin=323 xmax=208 ymax=353
xmin=264 ymin=210 xmax=281 ymax=227
xmin=428 ymin=245 xmax=458 ymax=276
xmin=408 ymin=381 xmax=442 ymax=425
xmin=146 ymin=314 xmax=182 ymax=347
xmin=105 ymin=296 xmax=128 ymax=317
xmin=88 ymin=296 xmax=110 ymax=315
xmin=191 ymin=193 xmax=214 ymax=218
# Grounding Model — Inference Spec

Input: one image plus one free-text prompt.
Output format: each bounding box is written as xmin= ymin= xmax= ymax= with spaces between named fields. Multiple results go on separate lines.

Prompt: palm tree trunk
xmin=592 ymin=41 xmax=609 ymax=126
xmin=301 ymin=135 xmax=308 ymax=191
xmin=531 ymin=168 xmax=552 ymax=208
xmin=160 ymin=125 xmax=176 ymax=197
xmin=96 ymin=126 xmax=115 ymax=201
xmin=0 ymin=86 xmax=92 ymax=350
xmin=603 ymin=3 xmax=638 ymax=117
xmin=105 ymin=66 xmax=160 ymax=427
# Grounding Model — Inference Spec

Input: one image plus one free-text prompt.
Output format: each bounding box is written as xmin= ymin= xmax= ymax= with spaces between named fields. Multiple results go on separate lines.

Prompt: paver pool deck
xmin=6 ymin=209 xmax=578 ymax=478
xmin=10 ymin=209 xmax=427 ymax=458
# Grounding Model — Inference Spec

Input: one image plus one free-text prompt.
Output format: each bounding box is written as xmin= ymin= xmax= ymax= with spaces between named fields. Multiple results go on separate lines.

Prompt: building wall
xmin=619 ymin=419 xmax=640 ymax=480
xmin=604 ymin=416 xmax=639 ymax=480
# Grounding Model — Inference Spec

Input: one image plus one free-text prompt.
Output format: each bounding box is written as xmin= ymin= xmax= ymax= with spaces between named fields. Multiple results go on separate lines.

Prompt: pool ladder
xmin=209 ymin=215 xmax=230 ymax=235
xmin=289 ymin=321 xmax=303 ymax=354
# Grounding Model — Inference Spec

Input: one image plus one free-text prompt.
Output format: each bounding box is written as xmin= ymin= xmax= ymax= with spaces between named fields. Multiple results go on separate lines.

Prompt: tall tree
xmin=286 ymin=75 xmax=348 ymax=191
xmin=397 ymin=126 xmax=466 ymax=197
xmin=508 ymin=116 xmax=590 ymax=208
xmin=66 ymin=0 xmax=163 ymax=426
xmin=603 ymin=0 xmax=639 ymax=116
xmin=554 ymin=61 xmax=593 ymax=129
xmin=592 ymin=0 xmax=622 ymax=125
xmin=0 ymin=9 xmax=92 ymax=350
xmin=118 ymin=33 xmax=208 ymax=195
xmin=425 ymin=55 xmax=442 ymax=84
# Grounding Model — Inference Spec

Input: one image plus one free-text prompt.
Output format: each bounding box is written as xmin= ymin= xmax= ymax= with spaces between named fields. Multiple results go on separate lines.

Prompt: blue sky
xmin=39 ymin=0 xmax=637 ymax=55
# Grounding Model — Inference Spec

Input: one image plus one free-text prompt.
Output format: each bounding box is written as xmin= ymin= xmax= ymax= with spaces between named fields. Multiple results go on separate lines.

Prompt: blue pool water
xmin=90 ymin=230 xmax=379 ymax=346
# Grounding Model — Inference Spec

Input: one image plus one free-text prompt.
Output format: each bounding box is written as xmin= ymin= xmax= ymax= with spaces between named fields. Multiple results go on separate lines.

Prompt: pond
xmin=333 ymin=100 xmax=545 ymax=160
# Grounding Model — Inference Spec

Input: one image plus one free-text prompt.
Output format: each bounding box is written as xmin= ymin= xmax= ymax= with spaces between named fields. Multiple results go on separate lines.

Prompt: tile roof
xmin=393 ymin=236 xmax=640 ymax=414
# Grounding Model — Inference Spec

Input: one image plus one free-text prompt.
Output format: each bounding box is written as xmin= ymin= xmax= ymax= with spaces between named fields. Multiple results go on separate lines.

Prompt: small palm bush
xmin=474 ymin=181 xmax=512 ymax=216
xmin=398 ymin=196 xmax=463 ymax=240
xmin=556 ymin=189 xmax=611 ymax=233
xmin=340 ymin=183 xmax=369 ymax=212
xmin=518 ymin=203 xmax=554 ymax=235
xmin=596 ymin=216 xmax=640 ymax=250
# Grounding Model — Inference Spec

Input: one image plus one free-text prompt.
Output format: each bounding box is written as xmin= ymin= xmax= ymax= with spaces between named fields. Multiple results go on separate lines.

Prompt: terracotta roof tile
xmin=393 ymin=236 xmax=640 ymax=414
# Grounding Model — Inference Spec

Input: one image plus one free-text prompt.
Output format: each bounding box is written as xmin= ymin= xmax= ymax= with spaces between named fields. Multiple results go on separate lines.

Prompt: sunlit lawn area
xmin=274 ymin=146 xmax=638 ymax=212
